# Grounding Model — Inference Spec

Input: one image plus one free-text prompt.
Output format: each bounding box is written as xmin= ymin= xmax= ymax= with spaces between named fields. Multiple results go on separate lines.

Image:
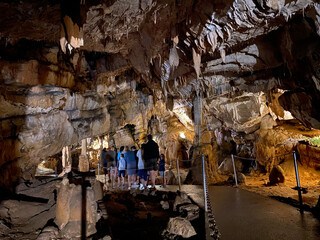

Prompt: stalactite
xmin=193 ymin=95 xmax=202 ymax=146
xmin=192 ymin=48 xmax=201 ymax=80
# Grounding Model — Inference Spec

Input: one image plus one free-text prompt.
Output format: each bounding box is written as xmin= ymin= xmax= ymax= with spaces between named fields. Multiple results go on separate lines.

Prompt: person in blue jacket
xmin=158 ymin=153 xmax=166 ymax=187
xmin=124 ymin=146 xmax=137 ymax=189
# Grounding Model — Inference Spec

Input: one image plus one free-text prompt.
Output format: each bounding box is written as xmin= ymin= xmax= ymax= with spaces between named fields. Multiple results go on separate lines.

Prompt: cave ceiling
xmin=1 ymin=0 xmax=320 ymax=186
xmin=1 ymin=0 xmax=320 ymax=125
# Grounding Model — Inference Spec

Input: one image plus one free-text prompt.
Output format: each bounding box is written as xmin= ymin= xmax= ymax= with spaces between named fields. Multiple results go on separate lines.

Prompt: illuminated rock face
xmin=55 ymin=178 xmax=97 ymax=238
xmin=1 ymin=0 xmax=320 ymax=188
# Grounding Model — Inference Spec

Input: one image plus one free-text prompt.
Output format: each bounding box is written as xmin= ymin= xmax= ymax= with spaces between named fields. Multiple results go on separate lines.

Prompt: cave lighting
xmin=180 ymin=132 xmax=186 ymax=139
xmin=91 ymin=138 xmax=101 ymax=150
xmin=91 ymin=138 xmax=108 ymax=150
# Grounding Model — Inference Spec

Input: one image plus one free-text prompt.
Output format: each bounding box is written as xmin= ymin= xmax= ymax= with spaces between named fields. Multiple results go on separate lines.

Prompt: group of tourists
xmin=101 ymin=134 xmax=166 ymax=190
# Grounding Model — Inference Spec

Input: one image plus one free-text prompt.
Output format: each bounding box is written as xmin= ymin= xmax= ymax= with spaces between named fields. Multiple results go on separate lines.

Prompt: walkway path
xmin=209 ymin=186 xmax=320 ymax=240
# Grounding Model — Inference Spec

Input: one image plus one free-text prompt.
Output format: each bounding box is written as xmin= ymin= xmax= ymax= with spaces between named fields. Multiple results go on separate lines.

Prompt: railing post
xmin=202 ymin=154 xmax=208 ymax=212
xmin=231 ymin=154 xmax=238 ymax=187
xmin=176 ymin=158 xmax=181 ymax=191
xmin=293 ymin=151 xmax=303 ymax=212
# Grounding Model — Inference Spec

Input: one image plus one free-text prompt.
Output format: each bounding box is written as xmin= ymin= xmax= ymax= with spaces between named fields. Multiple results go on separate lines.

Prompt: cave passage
xmin=1 ymin=0 xmax=320 ymax=239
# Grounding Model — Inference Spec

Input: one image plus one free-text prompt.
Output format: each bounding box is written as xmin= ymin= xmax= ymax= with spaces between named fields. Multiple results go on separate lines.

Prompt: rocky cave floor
xmin=93 ymin=189 xmax=204 ymax=240
xmin=239 ymin=171 xmax=320 ymax=211
xmin=0 ymin=174 xmax=204 ymax=240
xmin=210 ymin=121 xmax=320 ymax=214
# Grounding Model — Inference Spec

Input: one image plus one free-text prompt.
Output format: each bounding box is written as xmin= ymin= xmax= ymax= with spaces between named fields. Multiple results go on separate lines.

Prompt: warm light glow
xmin=103 ymin=136 xmax=108 ymax=149
xmin=91 ymin=137 xmax=108 ymax=150
xmin=180 ymin=132 xmax=186 ymax=139
xmin=91 ymin=138 xmax=101 ymax=150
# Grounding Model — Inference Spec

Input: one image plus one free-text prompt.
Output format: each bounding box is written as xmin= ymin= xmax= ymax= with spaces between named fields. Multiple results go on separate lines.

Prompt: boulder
xmin=55 ymin=177 xmax=98 ymax=238
xmin=101 ymin=236 xmax=112 ymax=240
xmin=179 ymin=204 xmax=200 ymax=221
xmin=0 ymin=179 xmax=57 ymax=237
xmin=218 ymin=157 xmax=243 ymax=174
xmin=166 ymin=170 xmax=177 ymax=185
xmin=0 ymin=219 xmax=10 ymax=236
xmin=269 ymin=165 xmax=285 ymax=185
xmin=173 ymin=191 xmax=191 ymax=211
xmin=237 ymin=172 xmax=246 ymax=184
xmin=15 ymin=178 xmax=59 ymax=200
xmin=160 ymin=201 xmax=170 ymax=210
xmin=91 ymin=178 xmax=104 ymax=201
xmin=166 ymin=217 xmax=197 ymax=238
xmin=36 ymin=226 xmax=59 ymax=240
xmin=260 ymin=114 xmax=277 ymax=130
xmin=0 ymin=199 xmax=55 ymax=235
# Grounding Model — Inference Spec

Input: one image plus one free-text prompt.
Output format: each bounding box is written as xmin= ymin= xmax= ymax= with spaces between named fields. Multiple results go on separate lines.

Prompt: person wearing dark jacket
xmin=143 ymin=134 xmax=159 ymax=189
xmin=158 ymin=153 xmax=166 ymax=187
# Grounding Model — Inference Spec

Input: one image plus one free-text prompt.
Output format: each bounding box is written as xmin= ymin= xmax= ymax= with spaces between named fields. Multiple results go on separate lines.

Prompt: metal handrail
xmin=231 ymin=151 xmax=304 ymax=212
xmin=203 ymin=154 xmax=220 ymax=239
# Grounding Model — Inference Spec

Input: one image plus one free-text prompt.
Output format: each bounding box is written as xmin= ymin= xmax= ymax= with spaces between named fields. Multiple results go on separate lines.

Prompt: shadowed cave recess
xmin=1 ymin=0 xmax=320 ymax=239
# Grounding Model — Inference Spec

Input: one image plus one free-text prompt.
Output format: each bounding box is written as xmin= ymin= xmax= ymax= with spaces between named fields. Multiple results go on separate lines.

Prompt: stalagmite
xmin=62 ymin=146 xmax=71 ymax=170
xmin=192 ymin=48 xmax=201 ymax=80
xmin=62 ymin=146 xmax=66 ymax=169
xmin=59 ymin=146 xmax=71 ymax=177
xmin=79 ymin=139 xmax=89 ymax=172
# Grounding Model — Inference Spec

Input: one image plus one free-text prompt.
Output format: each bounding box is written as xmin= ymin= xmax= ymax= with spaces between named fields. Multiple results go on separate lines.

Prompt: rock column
xmin=187 ymin=94 xmax=221 ymax=184
xmin=59 ymin=146 xmax=71 ymax=177
xmin=62 ymin=146 xmax=71 ymax=169
xmin=79 ymin=139 xmax=89 ymax=172
xmin=193 ymin=95 xmax=202 ymax=146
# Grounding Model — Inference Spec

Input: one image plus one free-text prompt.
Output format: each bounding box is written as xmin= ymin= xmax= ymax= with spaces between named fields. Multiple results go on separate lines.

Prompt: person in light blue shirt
xmin=117 ymin=153 xmax=126 ymax=188
xmin=117 ymin=146 xmax=124 ymax=161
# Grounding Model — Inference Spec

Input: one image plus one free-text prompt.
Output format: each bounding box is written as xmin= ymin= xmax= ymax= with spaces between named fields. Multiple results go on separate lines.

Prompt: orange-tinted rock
xmin=269 ymin=165 xmax=285 ymax=185
xmin=297 ymin=142 xmax=320 ymax=169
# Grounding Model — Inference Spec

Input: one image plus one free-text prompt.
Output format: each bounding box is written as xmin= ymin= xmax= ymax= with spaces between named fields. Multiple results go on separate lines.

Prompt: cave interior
xmin=1 ymin=0 xmax=320 ymax=239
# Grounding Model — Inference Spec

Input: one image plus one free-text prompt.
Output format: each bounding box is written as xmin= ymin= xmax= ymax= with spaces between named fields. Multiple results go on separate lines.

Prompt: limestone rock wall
xmin=297 ymin=142 xmax=320 ymax=169
xmin=1 ymin=1 xmax=320 ymax=188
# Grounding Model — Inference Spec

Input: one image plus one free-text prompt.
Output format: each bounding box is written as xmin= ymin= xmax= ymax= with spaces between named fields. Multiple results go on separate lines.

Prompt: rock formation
xmin=0 ymin=0 xmax=320 ymax=189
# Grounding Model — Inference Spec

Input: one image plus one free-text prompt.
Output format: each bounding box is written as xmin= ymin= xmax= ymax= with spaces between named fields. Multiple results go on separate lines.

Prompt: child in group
xmin=158 ymin=154 xmax=166 ymax=187
xmin=117 ymin=153 xmax=126 ymax=189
